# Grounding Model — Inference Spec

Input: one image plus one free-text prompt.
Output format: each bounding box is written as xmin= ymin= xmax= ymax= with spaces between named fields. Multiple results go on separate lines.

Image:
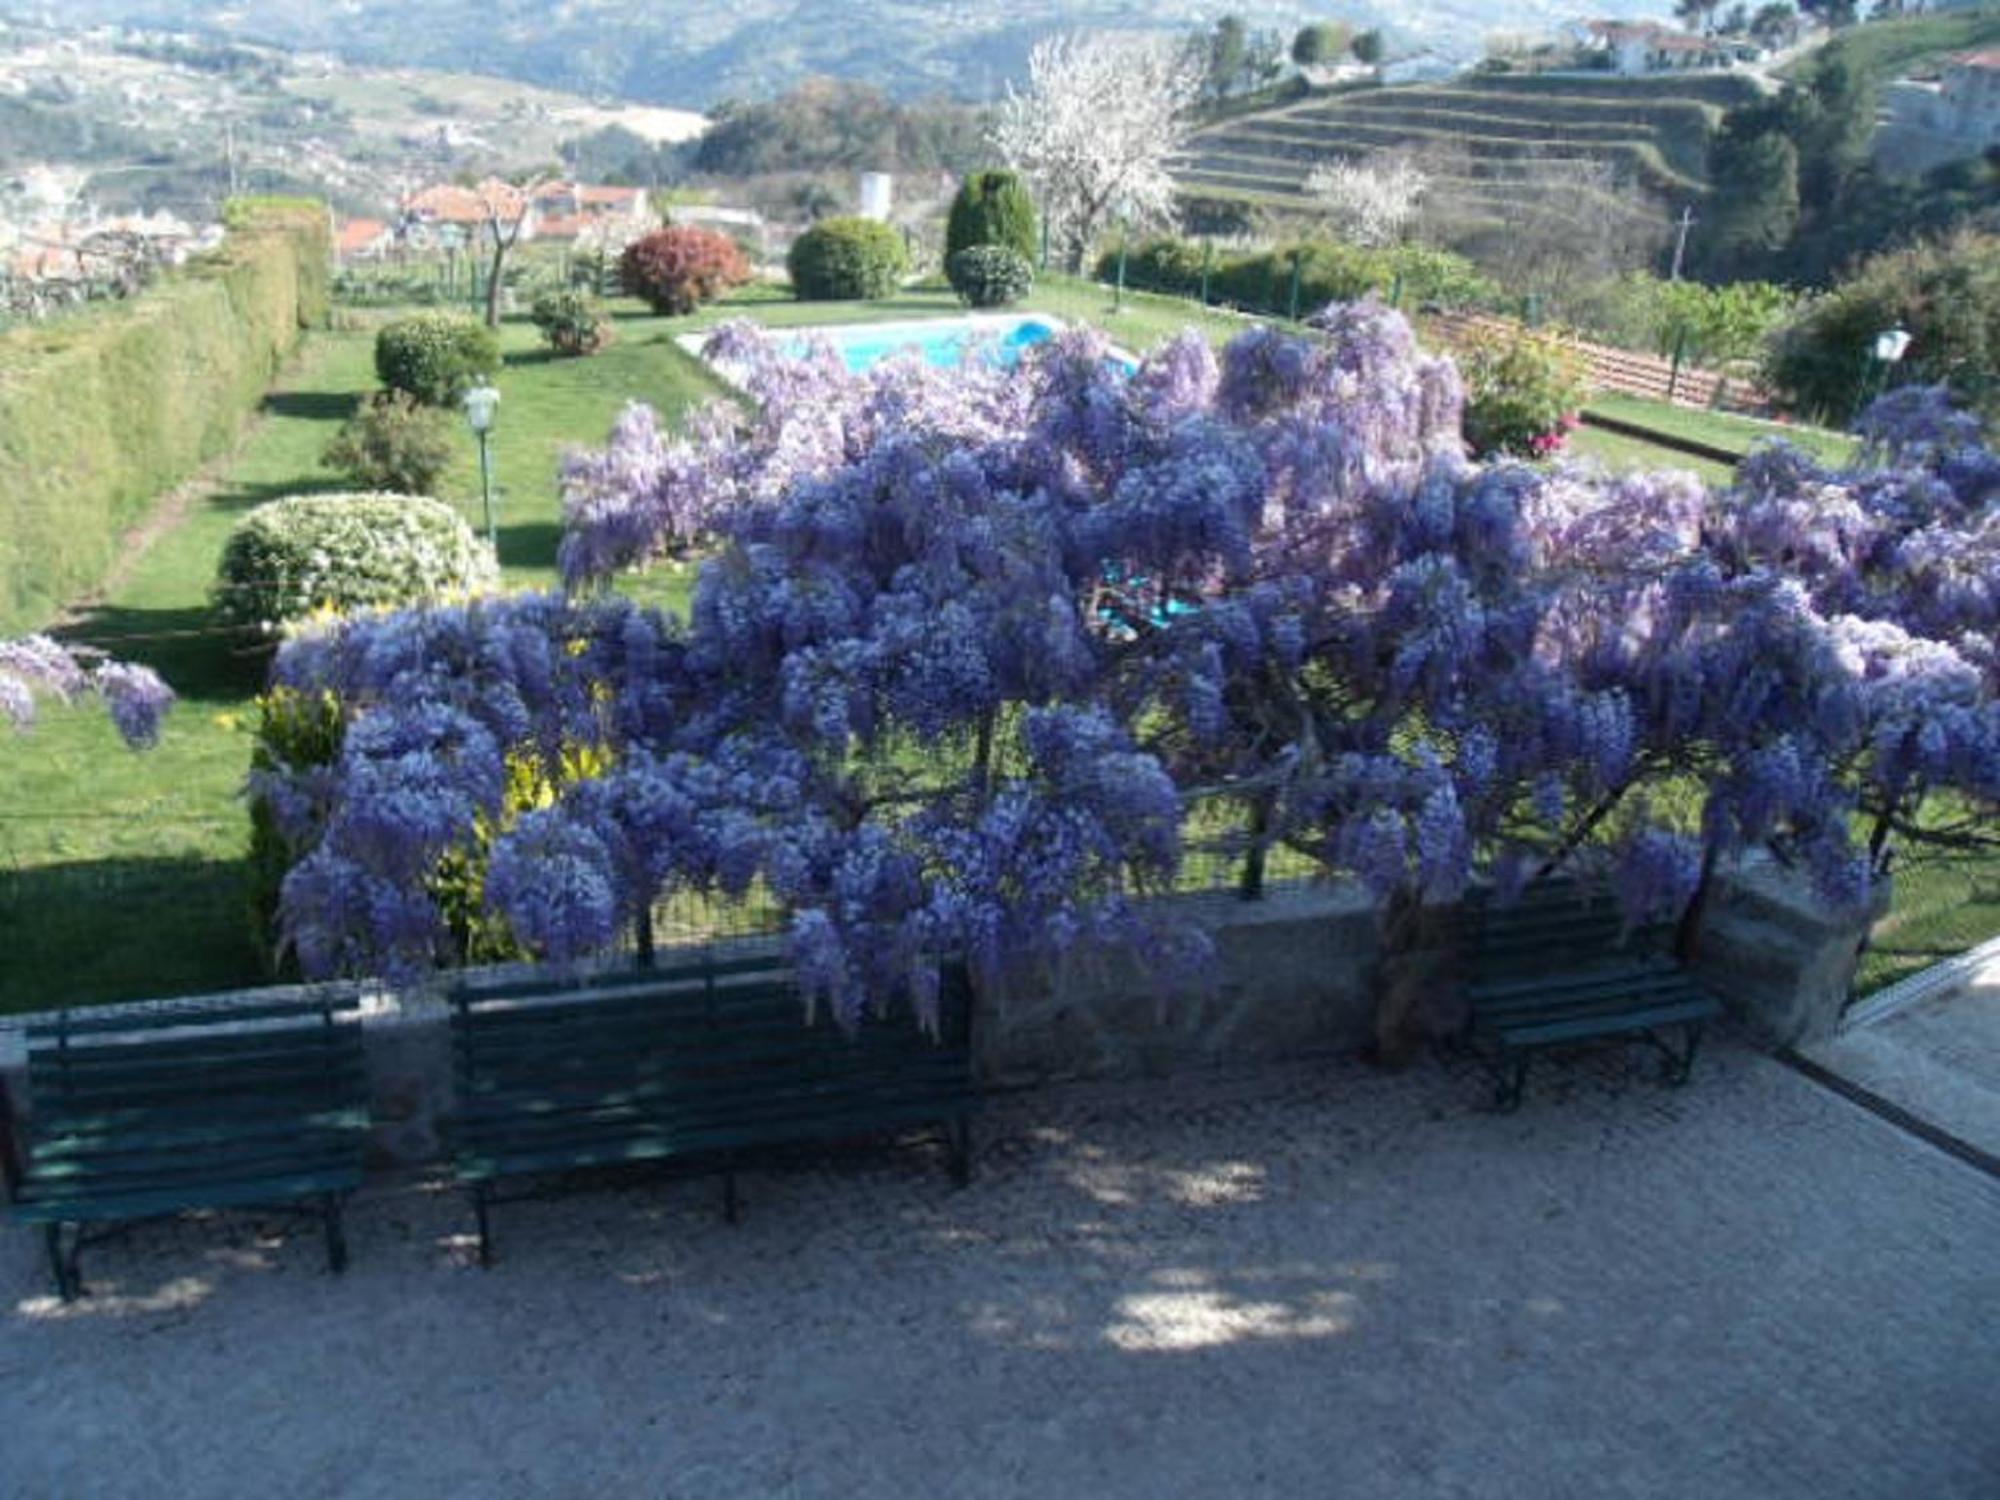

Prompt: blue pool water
xmin=782 ymin=316 xmax=1061 ymax=373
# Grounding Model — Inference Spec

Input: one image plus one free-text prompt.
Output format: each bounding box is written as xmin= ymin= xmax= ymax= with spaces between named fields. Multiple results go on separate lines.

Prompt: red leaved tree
xmin=619 ymin=227 xmax=753 ymax=316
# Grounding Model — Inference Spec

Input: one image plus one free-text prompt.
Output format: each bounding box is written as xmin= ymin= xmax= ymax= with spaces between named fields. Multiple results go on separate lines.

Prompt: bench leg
xmin=45 ymin=1223 xmax=80 ymax=1302
xmin=1494 ymin=1052 xmax=1530 ymax=1114
xmin=944 ymin=1115 xmax=973 ymax=1188
xmin=322 ymin=1193 xmax=349 ymax=1276
xmin=472 ymin=1183 xmax=493 ymax=1269
xmin=1664 ymin=1022 xmax=1704 ymax=1087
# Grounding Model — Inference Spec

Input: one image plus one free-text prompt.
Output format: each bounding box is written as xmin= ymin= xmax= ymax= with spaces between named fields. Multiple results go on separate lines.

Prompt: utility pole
xmin=1669 ymin=204 xmax=1696 ymax=282
xmin=224 ymin=122 xmax=241 ymax=201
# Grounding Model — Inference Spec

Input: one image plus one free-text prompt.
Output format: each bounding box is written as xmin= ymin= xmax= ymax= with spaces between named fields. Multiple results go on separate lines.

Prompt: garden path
xmin=5 ymin=1039 xmax=1994 ymax=1498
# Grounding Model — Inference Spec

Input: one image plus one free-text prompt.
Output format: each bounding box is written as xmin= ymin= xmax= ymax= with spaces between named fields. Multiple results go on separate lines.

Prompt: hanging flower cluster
xmin=261 ymin=306 xmax=2000 ymax=1023
xmin=1 ymin=636 xmax=174 ymax=749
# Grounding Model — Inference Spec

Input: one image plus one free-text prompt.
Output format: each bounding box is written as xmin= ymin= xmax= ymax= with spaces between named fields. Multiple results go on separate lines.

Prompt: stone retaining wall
xmin=0 ymin=865 xmax=1877 ymax=1172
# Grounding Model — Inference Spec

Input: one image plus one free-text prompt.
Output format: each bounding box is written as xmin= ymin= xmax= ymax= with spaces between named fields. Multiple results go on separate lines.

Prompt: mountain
xmin=0 ymin=2 xmax=1678 ymax=107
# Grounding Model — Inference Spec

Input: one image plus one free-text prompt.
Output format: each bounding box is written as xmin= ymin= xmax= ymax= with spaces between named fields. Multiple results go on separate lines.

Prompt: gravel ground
xmin=4 ymin=1039 xmax=1996 ymax=1500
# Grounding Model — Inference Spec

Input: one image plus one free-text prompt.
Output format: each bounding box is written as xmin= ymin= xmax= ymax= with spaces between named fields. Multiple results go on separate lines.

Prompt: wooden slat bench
xmin=451 ymin=953 xmax=976 ymax=1263
xmin=1465 ymin=881 xmax=1722 ymax=1111
xmin=4 ymin=995 xmax=371 ymax=1300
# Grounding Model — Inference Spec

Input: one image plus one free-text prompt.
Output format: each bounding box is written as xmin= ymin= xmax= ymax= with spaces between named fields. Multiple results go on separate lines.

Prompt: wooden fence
xmin=1420 ymin=309 xmax=1764 ymax=414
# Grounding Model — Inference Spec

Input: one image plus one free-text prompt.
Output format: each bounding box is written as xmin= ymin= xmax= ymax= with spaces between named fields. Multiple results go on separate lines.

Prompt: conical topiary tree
xmin=945 ymin=169 xmax=1039 ymax=265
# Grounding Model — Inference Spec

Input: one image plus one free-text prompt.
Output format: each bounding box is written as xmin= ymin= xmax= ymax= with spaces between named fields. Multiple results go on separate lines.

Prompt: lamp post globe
xmin=463 ymin=380 xmax=501 ymax=548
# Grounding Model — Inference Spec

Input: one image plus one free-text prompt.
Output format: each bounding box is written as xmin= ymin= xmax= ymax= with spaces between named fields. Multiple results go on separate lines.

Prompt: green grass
xmin=0 ymin=277 xmax=1986 ymax=1012
xmin=1585 ymin=392 xmax=1862 ymax=468
xmin=1565 ymin=424 xmax=1736 ymax=488
xmin=1778 ymin=8 xmax=2000 ymax=86
xmin=1855 ymin=845 xmax=2000 ymax=998
xmin=0 ymin=303 xmax=724 ymax=1012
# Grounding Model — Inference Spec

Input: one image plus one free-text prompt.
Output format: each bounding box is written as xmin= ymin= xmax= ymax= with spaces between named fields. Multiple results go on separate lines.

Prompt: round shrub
xmin=945 ymin=169 xmax=1038 ymax=264
xmin=946 ymin=246 xmax=1033 ymax=309
xmin=530 ymin=289 xmax=615 ymax=356
xmin=1457 ymin=327 xmax=1590 ymax=460
xmin=787 ymin=217 xmax=909 ymax=301
xmin=214 ymin=493 xmax=498 ymax=633
xmin=373 ymin=313 xmax=501 ymax=407
xmin=619 ymin=226 xmax=753 ymax=316
xmin=321 ymin=391 xmax=456 ymax=495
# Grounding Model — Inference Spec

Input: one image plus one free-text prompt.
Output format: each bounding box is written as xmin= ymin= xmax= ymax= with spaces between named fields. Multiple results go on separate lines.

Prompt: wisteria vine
xmin=1 ymin=636 xmax=174 ymax=749
xmin=254 ymin=301 xmax=2000 ymax=1027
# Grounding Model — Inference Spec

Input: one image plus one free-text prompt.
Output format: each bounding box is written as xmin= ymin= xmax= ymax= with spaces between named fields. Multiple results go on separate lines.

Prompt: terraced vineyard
xmin=1178 ymin=72 xmax=1764 ymax=234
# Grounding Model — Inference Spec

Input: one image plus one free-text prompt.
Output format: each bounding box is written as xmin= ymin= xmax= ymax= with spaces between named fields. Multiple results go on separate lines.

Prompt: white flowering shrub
xmin=214 ymin=492 xmax=498 ymax=634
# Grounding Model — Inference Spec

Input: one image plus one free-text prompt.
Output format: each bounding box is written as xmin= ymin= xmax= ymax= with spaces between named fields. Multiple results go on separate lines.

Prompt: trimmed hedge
xmin=529 ymin=290 xmax=615 ymax=357
xmin=945 ymin=170 xmax=1038 ymax=264
xmin=947 ymin=246 xmax=1033 ymax=308
xmin=1103 ymin=235 xmax=1497 ymax=315
xmin=321 ymin=391 xmax=457 ymax=495
xmin=787 ymin=217 xmax=909 ymax=300
xmin=374 ymin=313 xmax=501 ymax=406
xmin=0 ymin=199 xmax=330 ymax=634
xmin=213 ymin=492 xmax=498 ymax=633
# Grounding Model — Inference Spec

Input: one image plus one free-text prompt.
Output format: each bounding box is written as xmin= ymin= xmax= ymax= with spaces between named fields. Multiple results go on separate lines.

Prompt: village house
xmin=1568 ymin=19 xmax=1755 ymax=76
xmin=334 ymin=217 xmax=394 ymax=264
xmin=393 ymin=177 xmax=650 ymax=252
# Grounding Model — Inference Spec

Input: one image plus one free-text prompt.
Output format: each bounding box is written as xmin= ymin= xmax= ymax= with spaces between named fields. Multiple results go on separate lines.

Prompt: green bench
xmin=1465 ymin=881 xmax=1722 ymax=1111
xmin=451 ymin=952 xmax=977 ymax=1263
xmin=4 ymin=995 xmax=371 ymax=1300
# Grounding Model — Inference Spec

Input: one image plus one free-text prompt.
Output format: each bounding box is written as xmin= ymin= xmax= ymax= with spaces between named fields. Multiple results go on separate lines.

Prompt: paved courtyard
xmin=4 ymin=1037 xmax=1996 ymax=1499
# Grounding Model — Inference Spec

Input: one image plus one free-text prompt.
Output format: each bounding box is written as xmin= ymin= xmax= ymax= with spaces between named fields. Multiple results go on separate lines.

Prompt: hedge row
xmin=1099 ymin=235 xmax=1497 ymax=316
xmin=0 ymin=197 xmax=329 ymax=632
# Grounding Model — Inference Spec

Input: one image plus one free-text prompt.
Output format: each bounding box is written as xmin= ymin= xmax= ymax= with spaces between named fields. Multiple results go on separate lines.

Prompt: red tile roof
xmin=336 ymin=218 xmax=390 ymax=255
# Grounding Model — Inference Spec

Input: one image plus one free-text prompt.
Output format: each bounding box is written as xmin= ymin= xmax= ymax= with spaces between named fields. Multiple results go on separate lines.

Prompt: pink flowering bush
xmin=1456 ymin=325 xmax=1588 ymax=460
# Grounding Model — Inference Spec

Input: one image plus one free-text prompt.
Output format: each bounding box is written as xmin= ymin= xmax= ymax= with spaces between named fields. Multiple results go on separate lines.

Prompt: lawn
xmin=1584 ymin=392 xmax=1861 ymax=469
xmin=0 ymin=305 xmax=723 ymax=1012
xmin=1566 ymin=423 xmax=1736 ymax=488
xmin=0 ymin=276 xmax=1985 ymax=1014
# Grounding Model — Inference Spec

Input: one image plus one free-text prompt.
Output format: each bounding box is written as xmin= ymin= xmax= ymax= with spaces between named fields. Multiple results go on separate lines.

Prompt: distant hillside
xmin=0 ymin=22 xmax=703 ymax=219
xmin=1778 ymin=5 xmax=2000 ymax=89
xmin=0 ymin=2 xmax=1680 ymax=107
xmin=1179 ymin=70 xmax=1755 ymax=217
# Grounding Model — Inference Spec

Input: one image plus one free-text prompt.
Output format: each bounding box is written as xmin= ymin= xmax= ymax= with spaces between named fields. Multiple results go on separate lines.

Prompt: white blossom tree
xmin=991 ymin=32 xmax=1203 ymax=274
xmin=1304 ymin=156 xmax=1429 ymax=248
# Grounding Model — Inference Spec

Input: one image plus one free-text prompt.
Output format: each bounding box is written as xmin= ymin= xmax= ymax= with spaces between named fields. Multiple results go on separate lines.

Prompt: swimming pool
xmin=780 ymin=313 xmax=1064 ymax=372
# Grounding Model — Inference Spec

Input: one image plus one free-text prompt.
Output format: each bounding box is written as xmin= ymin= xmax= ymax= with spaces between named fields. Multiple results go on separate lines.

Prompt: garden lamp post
xmin=1868 ymin=326 xmax=1912 ymax=411
xmin=463 ymin=380 xmax=501 ymax=549
xmin=1112 ymin=196 xmax=1133 ymax=314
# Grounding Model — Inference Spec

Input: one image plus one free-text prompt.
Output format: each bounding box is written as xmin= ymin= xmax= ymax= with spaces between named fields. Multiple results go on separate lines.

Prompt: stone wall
xmin=975 ymin=882 xmax=1381 ymax=1087
xmin=0 ymin=863 xmax=1879 ymax=1174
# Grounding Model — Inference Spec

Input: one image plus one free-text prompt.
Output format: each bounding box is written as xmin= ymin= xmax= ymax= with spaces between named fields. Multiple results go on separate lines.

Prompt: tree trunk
xmin=1372 ymin=889 xmax=1463 ymax=1069
xmin=484 ymin=239 xmax=507 ymax=329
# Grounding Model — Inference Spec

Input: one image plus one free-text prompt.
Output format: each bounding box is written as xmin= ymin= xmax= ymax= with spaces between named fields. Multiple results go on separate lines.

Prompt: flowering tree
xmin=1304 ymin=157 xmax=1429 ymax=249
xmin=1 ymin=637 xmax=173 ymax=748
xmin=259 ymin=307 xmax=2000 ymax=1042
xmin=992 ymin=32 xmax=1203 ymax=274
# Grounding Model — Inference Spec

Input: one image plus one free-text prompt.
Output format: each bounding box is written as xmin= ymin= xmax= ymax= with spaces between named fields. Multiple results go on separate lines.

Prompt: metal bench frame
xmin=1464 ymin=882 xmax=1721 ymax=1112
xmin=6 ymin=995 xmax=370 ymax=1300
xmin=451 ymin=953 xmax=976 ymax=1264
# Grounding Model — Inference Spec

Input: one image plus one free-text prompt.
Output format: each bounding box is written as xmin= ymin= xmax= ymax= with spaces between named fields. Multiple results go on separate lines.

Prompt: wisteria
xmin=257 ymin=296 xmax=2000 ymax=1029
xmin=0 ymin=636 xmax=174 ymax=749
